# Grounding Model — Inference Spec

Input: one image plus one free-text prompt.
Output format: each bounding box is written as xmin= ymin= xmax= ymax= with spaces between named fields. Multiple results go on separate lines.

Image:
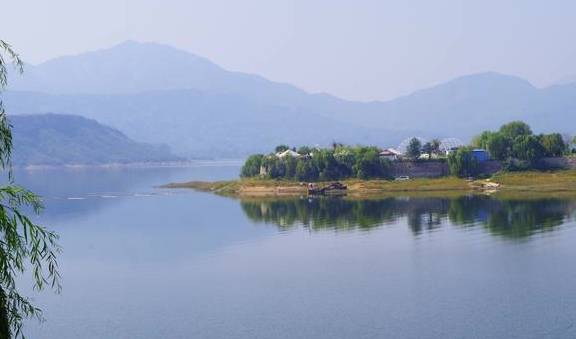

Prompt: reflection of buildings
xmin=240 ymin=196 xmax=576 ymax=239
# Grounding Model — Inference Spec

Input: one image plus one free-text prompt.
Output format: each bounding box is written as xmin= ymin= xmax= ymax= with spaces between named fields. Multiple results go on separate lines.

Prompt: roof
xmin=380 ymin=148 xmax=402 ymax=156
xmin=276 ymin=149 xmax=301 ymax=158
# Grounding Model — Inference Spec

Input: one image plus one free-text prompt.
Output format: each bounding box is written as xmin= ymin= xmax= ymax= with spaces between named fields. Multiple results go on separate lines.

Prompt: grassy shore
xmin=161 ymin=170 xmax=576 ymax=198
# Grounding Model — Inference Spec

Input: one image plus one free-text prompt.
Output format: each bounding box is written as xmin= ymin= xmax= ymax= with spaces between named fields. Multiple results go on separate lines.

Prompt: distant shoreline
xmin=163 ymin=170 xmax=576 ymax=198
xmin=14 ymin=159 xmax=244 ymax=170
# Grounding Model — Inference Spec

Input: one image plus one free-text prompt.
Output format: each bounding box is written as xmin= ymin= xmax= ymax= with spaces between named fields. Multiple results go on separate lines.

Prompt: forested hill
xmin=10 ymin=114 xmax=180 ymax=166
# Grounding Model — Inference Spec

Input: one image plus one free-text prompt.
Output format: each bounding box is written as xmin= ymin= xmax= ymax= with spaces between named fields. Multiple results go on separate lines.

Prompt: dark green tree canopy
xmin=245 ymin=145 xmax=392 ymax=181
xmin=539 ymin=133 xmax=566 ymax=157
xmin=512 ymin=135 xmax=545 ymax=163
xmin=240 ymin=154 xmax=264 ymax=177
xmin=448 ymin=147 xmax=479 ymax=178
xmin=499 ymin=121 xmax=532 ymax=140
xmin=406 ymin=138 xmax=422 ymax=160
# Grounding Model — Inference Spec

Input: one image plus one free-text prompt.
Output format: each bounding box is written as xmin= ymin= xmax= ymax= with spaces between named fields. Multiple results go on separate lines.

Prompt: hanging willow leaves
xmin=0 ymin=40 xmax=61 ymax=339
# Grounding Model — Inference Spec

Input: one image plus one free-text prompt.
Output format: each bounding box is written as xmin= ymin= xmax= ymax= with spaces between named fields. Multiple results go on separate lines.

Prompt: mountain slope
xmin=5 ymin=41 xmax=576 ymax=158
xmin=10 ymin=114 xmax=179 ymax=166
xmin=4 ymin=91 xmax=408 ymax=158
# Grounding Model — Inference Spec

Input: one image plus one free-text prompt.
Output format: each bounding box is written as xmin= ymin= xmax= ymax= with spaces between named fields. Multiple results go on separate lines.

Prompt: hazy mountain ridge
xmin=10 ymin=114 xmax=180 ymax=166
xmin=5 ymin=41 xmax=576 ymax=158
xmin=3 ymin=90 xmax=408 ymax=158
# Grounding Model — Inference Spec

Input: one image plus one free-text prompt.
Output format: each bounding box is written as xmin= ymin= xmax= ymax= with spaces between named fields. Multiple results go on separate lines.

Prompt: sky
xmin=3 ymin=0 xmax=576 ymax=101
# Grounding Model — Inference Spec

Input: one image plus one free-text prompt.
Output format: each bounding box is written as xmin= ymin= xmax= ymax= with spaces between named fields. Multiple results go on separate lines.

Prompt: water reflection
xmin=241 ymin=196 xmax=576 ymax=239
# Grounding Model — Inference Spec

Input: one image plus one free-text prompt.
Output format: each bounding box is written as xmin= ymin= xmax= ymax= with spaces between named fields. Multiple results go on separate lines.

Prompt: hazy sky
xmin=4 ymin=0 xmax=576 ymax=100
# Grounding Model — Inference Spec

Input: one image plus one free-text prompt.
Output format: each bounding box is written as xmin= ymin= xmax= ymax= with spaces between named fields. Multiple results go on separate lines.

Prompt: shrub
xmin=448 ymin=147 xmax=479 ymax=178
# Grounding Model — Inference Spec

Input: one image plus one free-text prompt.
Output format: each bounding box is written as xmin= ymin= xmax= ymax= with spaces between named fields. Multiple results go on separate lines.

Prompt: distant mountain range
xmin=10 ymin=114 xmax=179 ymax=166
xmin=4 ymin=41 xmax=576 ymax=159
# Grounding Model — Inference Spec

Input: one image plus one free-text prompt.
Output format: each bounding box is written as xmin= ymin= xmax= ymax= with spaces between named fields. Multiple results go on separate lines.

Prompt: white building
xmin=379 ymin=148 xmax=402 ymax=161
xmin=275 ymin=149 xmax=301 ymax=158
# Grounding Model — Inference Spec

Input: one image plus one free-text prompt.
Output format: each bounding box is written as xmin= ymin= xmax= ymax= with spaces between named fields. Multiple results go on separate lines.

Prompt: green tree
xmin=0 ymin=40 xmax=61 ymax=338
xmin=472 ymin=131 xmax=496 ymax=149
xmin=512 ymin=135 xmax=545 ymax=163
xmin=405 ymin=138 xmax=422 ymax=160
xmin=540 ymin=133 xmax=566 ymax=157
xmin=431 ymin=138 xmax=441 ymax=156
xmin=486 ymin=133 xmax=511 ymax=161
xmin=313 ymin=149 xmax=340 ymax=181
xmin=295 ymin=158 xmax=318 ymax=181
xmin=353 ymin=148 xmax=390 ymax=179
xmin=448 ymin=147 xmax=479 ymax=178
xmin=499 ymin=121 xmax=532 ymax=140
xmin=240 ymin=154 xmax=264 ymax=177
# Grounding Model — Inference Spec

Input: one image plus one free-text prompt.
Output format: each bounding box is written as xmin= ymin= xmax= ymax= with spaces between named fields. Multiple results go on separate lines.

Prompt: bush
xmin=240 ymin=154 xmax=264 ymax=177
xmin=448 ymin=147 xmax=479 ymax=178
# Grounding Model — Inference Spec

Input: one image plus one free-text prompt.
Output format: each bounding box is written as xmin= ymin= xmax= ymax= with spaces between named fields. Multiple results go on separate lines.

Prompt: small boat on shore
xmin=307 ymin=182 xmax=347 ymax=196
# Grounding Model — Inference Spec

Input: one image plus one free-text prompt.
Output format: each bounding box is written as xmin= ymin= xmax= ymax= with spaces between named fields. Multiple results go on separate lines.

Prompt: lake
xmin=17 ymin=164 xmax=576 ymax=338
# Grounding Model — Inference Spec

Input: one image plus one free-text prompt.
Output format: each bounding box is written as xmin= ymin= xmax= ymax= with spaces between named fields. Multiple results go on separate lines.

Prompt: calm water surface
xmin=15 ymin=164 xmax=576 ymax=338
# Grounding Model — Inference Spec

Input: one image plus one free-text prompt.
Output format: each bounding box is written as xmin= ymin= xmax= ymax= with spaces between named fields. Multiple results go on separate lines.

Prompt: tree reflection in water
xmin=240 ymin=195 xmax=576 ymax=239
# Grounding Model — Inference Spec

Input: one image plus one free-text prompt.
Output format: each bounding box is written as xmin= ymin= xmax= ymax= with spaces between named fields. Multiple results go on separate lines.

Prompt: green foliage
xmin=0 ymin=40 xmax=61 ymax=339
xmin=244 ymin=145 xmax=392 ymax=181
xmin=472 ymin=131 xmax=496 ymax=149
xmin=479 ymin=121 xmax=568 ymax=170
xmin=448 ymin=147 xmax=479 ymax=177
xmin=295 ymin=158 xmax=319 ymax=181
xmin=406 ymin=138 xmax=422 ymax=160
xmin=511 ymin=135 xmax=545 ymax=163
xmin=499 ymin=121 xmax=532 ymax=140
xmin=353 ymin=147 xmax=391 ymax=179
xmin=539 ymin=133 xmax=566 ymax=157
xmin=486 ymin=133 xmax=511 ymax=161
xmin=240 ymin=154 xmax=264 ymax=177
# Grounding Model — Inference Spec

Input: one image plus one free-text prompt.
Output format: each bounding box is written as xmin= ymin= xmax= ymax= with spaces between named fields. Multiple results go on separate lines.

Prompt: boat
xmin=307 ymin=182 xmax=347 ymax=195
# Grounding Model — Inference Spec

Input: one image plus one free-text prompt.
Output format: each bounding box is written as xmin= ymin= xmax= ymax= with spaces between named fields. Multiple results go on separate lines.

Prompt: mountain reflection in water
xmin=240 ymin=196 xmax=576 ymax=239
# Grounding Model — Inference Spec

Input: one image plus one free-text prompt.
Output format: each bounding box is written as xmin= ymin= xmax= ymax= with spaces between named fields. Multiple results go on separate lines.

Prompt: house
xmin=275 ymin=149 xmax=301 ymax=158
xmin=380 ymin=148 xmax=402 ymax=161
xmin=471 ymin=149 xmax=490 ymax=162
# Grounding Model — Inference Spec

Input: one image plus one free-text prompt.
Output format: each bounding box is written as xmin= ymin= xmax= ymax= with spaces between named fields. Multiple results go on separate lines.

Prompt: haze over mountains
xmin=5 ymin=41 xmax=576 ymax=160
xmin=10 ymin=114 xmax=179 ymax=166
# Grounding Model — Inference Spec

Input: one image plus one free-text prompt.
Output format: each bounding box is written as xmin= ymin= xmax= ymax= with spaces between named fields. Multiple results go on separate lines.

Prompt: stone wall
xmin=391 ymin=161 xmax=448 ymax=178
xmin=478 ymin=160 xmax=502 ymax=175
xmin=390 ymin=160 xmax=502 ymax=178
xmin=540 ymin=157 xmax=576 ymax=169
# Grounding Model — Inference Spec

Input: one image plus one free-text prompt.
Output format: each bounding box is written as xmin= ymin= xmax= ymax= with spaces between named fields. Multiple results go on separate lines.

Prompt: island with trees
xmin=166 ymin=121 xmax=576 ymax=197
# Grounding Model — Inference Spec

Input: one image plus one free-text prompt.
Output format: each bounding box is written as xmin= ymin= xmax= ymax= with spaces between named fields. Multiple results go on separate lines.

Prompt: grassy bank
xmin=161 ymin=170 xmax=576 ymax=198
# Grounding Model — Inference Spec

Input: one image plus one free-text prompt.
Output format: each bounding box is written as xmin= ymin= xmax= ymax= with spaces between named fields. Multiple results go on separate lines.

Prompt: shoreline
xmin=15 ymin=159 xmax=244 ymax=170
xmin=162 ymin=170 xmax=576 ymax=198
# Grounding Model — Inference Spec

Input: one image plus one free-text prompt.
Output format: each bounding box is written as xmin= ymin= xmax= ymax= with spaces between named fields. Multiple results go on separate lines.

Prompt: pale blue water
xmin=15 ymin=164 xmax=576 ymax=338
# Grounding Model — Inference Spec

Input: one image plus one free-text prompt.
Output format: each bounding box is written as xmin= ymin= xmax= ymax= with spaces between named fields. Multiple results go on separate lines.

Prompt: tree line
xmin=241 ymin=121 xmax=575 ymax=181
xmin=241 ymin=145 xmax=393 ymax=181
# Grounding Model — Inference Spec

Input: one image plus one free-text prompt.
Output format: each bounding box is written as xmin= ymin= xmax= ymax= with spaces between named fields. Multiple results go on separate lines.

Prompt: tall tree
xmin=405 ymin=138 xmax=422 ymax=160
xmin=499 ymin=121 xmax=532 ymax=140
xmin=540 ymin=133 xmax=566 ymax=157
xmin=430 ymin=138 xmax=441 ymax=155
xmin=0 ymin=40 xmax=61 ymax=338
